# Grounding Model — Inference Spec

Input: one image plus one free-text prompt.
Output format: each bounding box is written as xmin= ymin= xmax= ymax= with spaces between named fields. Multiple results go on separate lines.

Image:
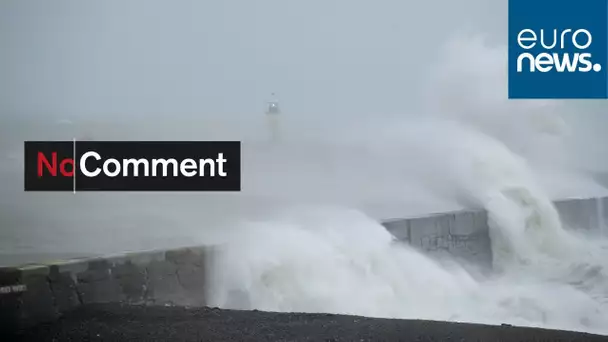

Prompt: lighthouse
xmin=265 ymin=93 xmax=281 ymax=142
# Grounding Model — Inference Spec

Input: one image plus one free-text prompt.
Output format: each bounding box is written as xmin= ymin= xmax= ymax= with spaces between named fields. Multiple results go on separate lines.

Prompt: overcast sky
xmin=0 ymin=0 xmax=506 ymax=119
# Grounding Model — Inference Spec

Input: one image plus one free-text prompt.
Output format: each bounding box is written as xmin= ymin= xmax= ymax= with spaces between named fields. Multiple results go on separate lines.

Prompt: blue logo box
xmin=508 ymin=0 xmax=608 ymax=99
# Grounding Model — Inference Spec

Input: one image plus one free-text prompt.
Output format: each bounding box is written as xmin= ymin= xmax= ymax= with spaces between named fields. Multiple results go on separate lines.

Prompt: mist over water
xmin=2 ymin=0 xmax=608 ymax=335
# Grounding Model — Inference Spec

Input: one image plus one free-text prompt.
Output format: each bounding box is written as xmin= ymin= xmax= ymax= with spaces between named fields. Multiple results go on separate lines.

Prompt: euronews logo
xmin=516 ymin=29 xmax=602 ymax=73
xmin=508 ymin=0 xmax=608 ymax=99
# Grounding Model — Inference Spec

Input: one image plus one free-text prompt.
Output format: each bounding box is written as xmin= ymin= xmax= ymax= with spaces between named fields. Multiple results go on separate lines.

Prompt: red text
xmin=37 ymin=152 xmax=74 ymax=177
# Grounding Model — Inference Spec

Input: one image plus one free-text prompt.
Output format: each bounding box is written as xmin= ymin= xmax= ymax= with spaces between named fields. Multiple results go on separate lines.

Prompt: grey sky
xmin=0 ymin=0 xmax=505 ymax=119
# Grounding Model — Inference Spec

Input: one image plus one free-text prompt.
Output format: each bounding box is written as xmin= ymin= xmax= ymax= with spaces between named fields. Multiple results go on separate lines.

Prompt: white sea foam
xmin=206 ymin=34 xmax=608 ymax=335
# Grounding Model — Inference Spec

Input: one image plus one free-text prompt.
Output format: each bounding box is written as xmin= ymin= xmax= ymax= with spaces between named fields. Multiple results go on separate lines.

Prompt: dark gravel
xmin=5 ymin=303 xmax=608 ymax=342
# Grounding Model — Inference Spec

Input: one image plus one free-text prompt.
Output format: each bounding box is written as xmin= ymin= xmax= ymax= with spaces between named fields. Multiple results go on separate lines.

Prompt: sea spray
xmin=206 ymin=33 xmax=608 ymax=335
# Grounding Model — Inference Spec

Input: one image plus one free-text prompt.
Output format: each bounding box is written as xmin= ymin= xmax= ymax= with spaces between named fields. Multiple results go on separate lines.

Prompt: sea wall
xmin=1 ymin=196 xmax=606 ymax=333
xmin=553 ymin=197 xmax=606 ymax=232
xmin=383 ymin=208 xmax=493 ymax=270
xmin=0 ymin=245 xmax=217 ymax=333
xmin=381 ymin=196 xmax=608 ymax=270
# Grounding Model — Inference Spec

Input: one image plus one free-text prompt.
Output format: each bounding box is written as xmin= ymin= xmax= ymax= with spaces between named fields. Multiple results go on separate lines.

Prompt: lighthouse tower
xmin=265 ymin=93 xmax=281 ymax=142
